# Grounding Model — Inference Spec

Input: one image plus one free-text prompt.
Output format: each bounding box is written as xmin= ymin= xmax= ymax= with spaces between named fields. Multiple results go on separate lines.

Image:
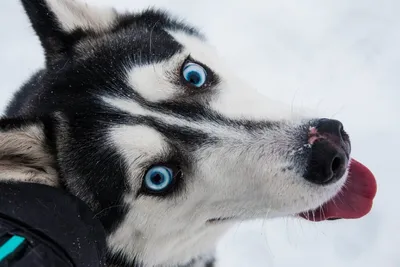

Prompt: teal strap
xmin=0 ymin=235 xmax=26 ymax=262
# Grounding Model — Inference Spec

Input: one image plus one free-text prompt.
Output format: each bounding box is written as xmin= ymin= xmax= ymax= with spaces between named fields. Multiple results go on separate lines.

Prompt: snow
xmin=1 ymin=0 xmax=399 ymax=266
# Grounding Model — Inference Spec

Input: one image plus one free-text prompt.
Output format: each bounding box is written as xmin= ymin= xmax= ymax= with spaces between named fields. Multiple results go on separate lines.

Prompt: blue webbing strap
xmin=0 ymin=235 xmax=26 ymax=262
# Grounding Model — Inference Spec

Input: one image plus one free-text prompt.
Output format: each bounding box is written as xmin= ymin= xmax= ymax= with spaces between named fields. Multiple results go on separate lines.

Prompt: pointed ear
xmin=0 ymin=116 xmax=59 ymax=187
xmin=21 ymin=0 xmax=118 ymax=63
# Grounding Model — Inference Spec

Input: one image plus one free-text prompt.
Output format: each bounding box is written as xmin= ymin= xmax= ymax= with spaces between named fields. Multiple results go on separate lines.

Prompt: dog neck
xmin=107 ymin=220 xmax=232 ymax=267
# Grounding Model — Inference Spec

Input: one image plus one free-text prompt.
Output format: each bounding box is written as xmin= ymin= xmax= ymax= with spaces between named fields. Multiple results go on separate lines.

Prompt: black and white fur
xmin=0 ymin=1 xmax=351 ymax=266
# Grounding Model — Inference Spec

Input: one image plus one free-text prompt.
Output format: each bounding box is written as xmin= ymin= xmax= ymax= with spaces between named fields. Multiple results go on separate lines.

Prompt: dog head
xmin=7 ymin=0 xmax=376 ymax=266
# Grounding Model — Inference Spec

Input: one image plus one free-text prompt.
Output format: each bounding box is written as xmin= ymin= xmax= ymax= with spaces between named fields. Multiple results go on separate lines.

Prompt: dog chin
xmin=279 ymin=172 xmax=349 ymax=220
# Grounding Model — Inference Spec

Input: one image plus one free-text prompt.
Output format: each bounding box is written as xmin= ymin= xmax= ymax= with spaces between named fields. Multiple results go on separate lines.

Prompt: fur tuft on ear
xmin=21 ymin=0 xmax=118 ymax=63
xmin=0 ymin=117 xmax=58 ymax=187
xmin=42 ymin=0 xmax=118 ymax=33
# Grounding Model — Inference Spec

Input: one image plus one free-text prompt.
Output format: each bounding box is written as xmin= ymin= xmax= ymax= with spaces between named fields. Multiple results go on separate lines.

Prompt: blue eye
xmin=182 ymin=62 xmax=207 ymax=87
xmin=144 ymin=166 xmax=174 ymax=192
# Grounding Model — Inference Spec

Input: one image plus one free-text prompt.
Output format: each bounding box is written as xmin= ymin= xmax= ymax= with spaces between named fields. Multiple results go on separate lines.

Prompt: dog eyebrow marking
xmin=102 ymin=96 xmax=247 ymax=141
xmin=110 ymin=125 xmax=168 ymax=189
xmin=126 ymin=54 xmax=185 ymax=102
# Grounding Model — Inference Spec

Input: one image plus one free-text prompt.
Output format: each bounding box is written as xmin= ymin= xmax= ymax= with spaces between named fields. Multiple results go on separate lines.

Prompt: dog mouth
xmin=207 ymin=159 xmax=377 ymax=224
xmin=299 ymin=158 xmax=377 ymax=221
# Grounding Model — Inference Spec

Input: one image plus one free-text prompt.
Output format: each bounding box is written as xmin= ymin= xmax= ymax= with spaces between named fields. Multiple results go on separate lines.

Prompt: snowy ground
xmin=1 ymin=0 xmax=399 ymax=266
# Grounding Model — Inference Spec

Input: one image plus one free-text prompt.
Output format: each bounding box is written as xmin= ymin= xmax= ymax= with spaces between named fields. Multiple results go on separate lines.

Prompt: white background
xmin=1 ymin=0 xmax=399 ymax=266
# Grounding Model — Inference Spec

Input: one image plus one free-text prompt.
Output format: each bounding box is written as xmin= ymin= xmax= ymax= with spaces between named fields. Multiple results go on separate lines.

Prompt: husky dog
xmin=0 ymin=0 xmax=377 ymax=266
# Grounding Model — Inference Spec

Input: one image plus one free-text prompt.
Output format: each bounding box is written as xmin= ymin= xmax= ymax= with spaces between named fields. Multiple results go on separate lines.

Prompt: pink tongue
xmin=301 ymin=159 xmax=377 ymax=221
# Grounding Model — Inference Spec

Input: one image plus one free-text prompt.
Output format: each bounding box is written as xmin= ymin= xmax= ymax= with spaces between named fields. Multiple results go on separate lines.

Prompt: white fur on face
xmin=107 ymin=125 xmax=225 ymax=266
xmin=45 ymin=0 xmax=117 ymax=33
xmin=124 ymin=29 xmax=302 ymax=122
xmin=169 ymin=31 xmax=302 ymax=121
xmin=105 ymin=119 xmax=347 ymax=266
xmin=126 ymin=54 xmax=185 ymax=102
xmin=101 ymin=28 xmax=349 ymax=266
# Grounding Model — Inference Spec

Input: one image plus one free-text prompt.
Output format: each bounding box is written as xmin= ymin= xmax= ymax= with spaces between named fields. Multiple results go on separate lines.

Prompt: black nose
xmin=304 ymin=119 xmax=350 ymax=185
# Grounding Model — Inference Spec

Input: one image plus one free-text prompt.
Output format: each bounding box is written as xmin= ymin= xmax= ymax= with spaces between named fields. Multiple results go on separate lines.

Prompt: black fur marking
xmin=58 ymin=115 xmax=131 ymax=232
xmin=0 ymin=116 xmax=43 ymax=131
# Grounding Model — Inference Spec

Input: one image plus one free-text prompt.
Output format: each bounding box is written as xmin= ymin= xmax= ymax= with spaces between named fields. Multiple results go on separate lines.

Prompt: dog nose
xmin=314 ymin=118 xmax=344 ymax=140
xmin=304 ymin=119 xmax=350 ymax=185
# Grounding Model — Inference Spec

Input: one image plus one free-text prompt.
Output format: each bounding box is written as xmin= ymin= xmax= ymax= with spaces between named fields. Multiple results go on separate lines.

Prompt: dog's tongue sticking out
xmin=301 ymin=159 xmax=377 ymax=221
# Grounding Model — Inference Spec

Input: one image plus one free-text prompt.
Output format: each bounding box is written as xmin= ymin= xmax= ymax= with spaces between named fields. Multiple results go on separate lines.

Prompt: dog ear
xmin=0 ymin=116 xmax=58 ymax=187
xmin=21 ymin=0 xmax=118 ymax=63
